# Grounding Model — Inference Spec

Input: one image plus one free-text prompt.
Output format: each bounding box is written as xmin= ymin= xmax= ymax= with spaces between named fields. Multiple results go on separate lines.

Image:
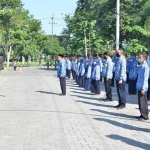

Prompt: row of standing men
xmin=57 ymin=49 xmax=149 ymax=121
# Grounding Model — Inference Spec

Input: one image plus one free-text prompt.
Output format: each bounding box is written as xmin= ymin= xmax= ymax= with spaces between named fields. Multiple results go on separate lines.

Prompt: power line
xmin=39 ymin=17 xmax=63 ymax=21
xmin=49 ymin=14 xmax=57 ymax=40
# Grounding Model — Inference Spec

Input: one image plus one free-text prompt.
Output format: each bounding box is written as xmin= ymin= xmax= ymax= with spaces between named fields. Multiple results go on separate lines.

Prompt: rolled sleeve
xmin=96 ymin=66 xmax=100 ymax=79
xmin=106 ymin=60 xmax=112 ymax=79
xmin=120 ymin=59 xmax=126 ymax=80
xmin=142 ymin=67 xmax=149 ymax=91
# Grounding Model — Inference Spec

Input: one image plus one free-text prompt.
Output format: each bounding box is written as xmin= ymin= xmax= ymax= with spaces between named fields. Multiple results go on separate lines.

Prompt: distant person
xmin=145 ymin=51 xmax=150 ymax=101
xmin=66 ymin=58 xmax=71 ymax=79
xmin=102 ymin=52 xmax=113 ymax=102
xmin=57 ymin=54 xmax=66 ymax=96
xmin=128 ymin=56 xmax=137 ymax=95
xmin=114 ymin=48 xmax=126 ymax=109
xmin=111 ymin=49 xmax=116 ymax=87
xmin=136 ymin=52 xmax=149 ymax=121
xmin=79 ymin=58 xmax=85 ymax=87
xmin=91 ymin=59 xmax=101 ymax=95
xmin=13 ymin=60 xmax=17 ymax=71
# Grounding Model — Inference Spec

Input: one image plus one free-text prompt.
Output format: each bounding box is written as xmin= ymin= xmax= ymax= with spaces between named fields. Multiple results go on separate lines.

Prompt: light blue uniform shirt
xmin=85 ymin=66 xmax=92 ymax=78
xmin=99 ymin=60 xmax=102 ymax=72
xmin=76 ymin=63 xmax=80 ymax=75
xmin=112 ymin=55 xmax=117 ymax=72
xmin=102 ymin=57 xmax=113 ymax=79
xmin=91 ymin=65 xmax=100 ymax=80
xmin=66 ymin=60 xmax=71 ymax=70
xmin=136 ymin=62 xmax=149 ymax=92
xmin=74 ymin=61 xmax=78 ymax=71
xmin=79 ymin=63 xmax=85 ymax=75
xmin=146 ymin=59 xmax=150 ymax=79
xmin=71 ymin=61 xmax=74 ymax=70
xmin=115 ymin=56 xmax=126 ymax=81
xmin=57 ymin=59 xmax=66 ymax=77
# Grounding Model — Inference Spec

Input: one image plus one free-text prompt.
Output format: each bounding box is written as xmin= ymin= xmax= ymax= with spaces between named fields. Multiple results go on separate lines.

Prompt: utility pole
xmin=49 ymin=14 xmax=57 ymax=40
xmin=116 ymin=0 xmax=120 ymax=50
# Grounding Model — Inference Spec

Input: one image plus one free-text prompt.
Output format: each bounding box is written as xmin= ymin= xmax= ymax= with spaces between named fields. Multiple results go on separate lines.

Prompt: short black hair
xmin=118 ymin=48 xmax=124 ymax=55
xmin=58 ymin=54 xmax=64 ymax=58
xmin=141 ymin=52 xmax=148 ymax=60
xmin=103 ymin=52 xmax=109 ymax=56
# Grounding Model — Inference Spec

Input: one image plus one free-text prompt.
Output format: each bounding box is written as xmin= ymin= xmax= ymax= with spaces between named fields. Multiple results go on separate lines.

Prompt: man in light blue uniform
xmin=71 ymin=57 xmax=75 ymax=79
xmin=84 ymin=59 xmax=92 ymax=90
xmin=66 ymin=58 xmax=71 ymax=79
xmin=111 ymin=49 xmax=117 ymax=87
xmin=75 ymin=58 xmax=81 ymax=84
xmin=91 ymin=59 xmax=101 ymax=95
xmin=79 ymin=58 xmax=85 ymax=87
xmin=136 ymin=52 xmax=149 ymax=121
xmin=146 ymin=52 xmax=150 ymax=100
xmin=128 ymin=56 xmax=137 ymax=94
xmin=102 ymin=52 xmax=113 ymax=102
xmin=114 ymin=48 xmax=126 ymax=109
xmin=57 ymin=54 xmax=66 ymax=96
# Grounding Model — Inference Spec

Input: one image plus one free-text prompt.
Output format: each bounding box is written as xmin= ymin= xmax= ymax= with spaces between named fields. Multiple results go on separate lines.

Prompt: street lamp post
xmin=61 ymin=12 xmax=87 ymax=56
xmin=116 ymin=0 xmax=120 ymax=50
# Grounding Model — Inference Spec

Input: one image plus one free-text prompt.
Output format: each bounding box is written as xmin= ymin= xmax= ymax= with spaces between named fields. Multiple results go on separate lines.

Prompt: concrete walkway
xmin=0 ymin=68 xmax=150 ymax=150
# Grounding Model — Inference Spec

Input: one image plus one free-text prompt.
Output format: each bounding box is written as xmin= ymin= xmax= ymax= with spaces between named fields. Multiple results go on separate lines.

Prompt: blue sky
xmin=22 ymin=0 xmax=77 ymax=35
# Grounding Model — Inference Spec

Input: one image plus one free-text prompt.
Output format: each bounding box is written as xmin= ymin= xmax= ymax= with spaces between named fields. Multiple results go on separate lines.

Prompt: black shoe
xmin=114 ymin=104 xmax=120 ymax=108
xmin=103 ymin=98 xmax=113 ymax=102
xmin=135 ymin=115 xmax=142 ymax=119
xmin=138 ymin=117 xmax=149 ymax=121
xmin=117 ymin=105 xmax=126 ymax=110
xmin=59 ymin=93 xmax=66 ymax=96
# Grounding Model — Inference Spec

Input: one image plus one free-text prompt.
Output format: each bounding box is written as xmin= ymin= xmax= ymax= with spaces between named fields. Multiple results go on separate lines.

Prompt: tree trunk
xmin=7 ymin=52 xmax=10 ymax=68
xmin=6 ymin=45 xmax=12 ymax=68
xmin=148 ymin=37 xmax=150 ymax=52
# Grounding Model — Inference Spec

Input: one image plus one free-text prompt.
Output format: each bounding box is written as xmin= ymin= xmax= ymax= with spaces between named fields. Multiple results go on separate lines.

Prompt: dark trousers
xmin=79 ymin=75 xmax=83 ymax=87
xmin=111 ymin=72 xmax=115 ymax=87
xmin=14 ymin=66 xmax=17 ymax=71
xmin=66 ymin=69 xmax=71 ymax=78
xmin=104 ymin=78 xmax=112 ymax=100
xmin=59 ymin=77 xmax=66 ymax=95
xmin=138 ymin=91 xmax=149 ymax=119
xmin=147 ymin=79 xmax=150 ymax=100
xmin=75 ymin=75 xmax=79 ymax=84
xmin=116 ymin=80 xmax=126 ymax=106
xmin=71 ymin=69 xmax=76 ymax=79
xmin=92 ymin=80 xmax=100 ymax=94
xmin=126 ymin=72 xmax=129 ymax=84
xmin=100 ymin=73 xmax=102 ymax=82
xmin=128 ymin=79 xmax=137 ymax=94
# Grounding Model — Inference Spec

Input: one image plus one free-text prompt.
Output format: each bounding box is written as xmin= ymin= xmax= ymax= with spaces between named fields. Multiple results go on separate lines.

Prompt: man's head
xmin=139 ymin=52 xmax=148 ymax=64
xmin=116 ymin=48 xmax=124 ymax=57
xmin=74 ymin=56 xmax=77 ymax=61
xmin=57 ymin=54 xmax=64 ymax=61
xmin=112 ymin=49 xmax=116 ymax=55
xmin=103 ymin=52 xmax=109 ymax=59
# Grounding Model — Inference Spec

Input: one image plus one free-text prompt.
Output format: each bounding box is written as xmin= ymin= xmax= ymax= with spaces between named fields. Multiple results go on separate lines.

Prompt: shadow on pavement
xmin=36 ymin=91 xmax=59 ymax=95
xmin=38 ymin=68 xmax=57 ymax=71
xmin=91 ymin=109 xmax=135 ymax=119
xmin=69 ymin=88 xmax=86 ymax=91
xmin=94 ymin=118 xmax=150 ymax=132
xmin=107 ymin=134 xmax=150 ymax=149
xmin=71 ymin=91 xmax=94 ymax=95
xmin=72 ymin=95 xmax=98 ymax=100
xmin=76 ymin=100 xmax=114 ymax=108
xmin=0 ymin=95 xmax=5 ymax=97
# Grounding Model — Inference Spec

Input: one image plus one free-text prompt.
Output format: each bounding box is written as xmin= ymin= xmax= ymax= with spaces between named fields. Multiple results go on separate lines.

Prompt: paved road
xmin=0 ymin=67 xmax=150 ymax=150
